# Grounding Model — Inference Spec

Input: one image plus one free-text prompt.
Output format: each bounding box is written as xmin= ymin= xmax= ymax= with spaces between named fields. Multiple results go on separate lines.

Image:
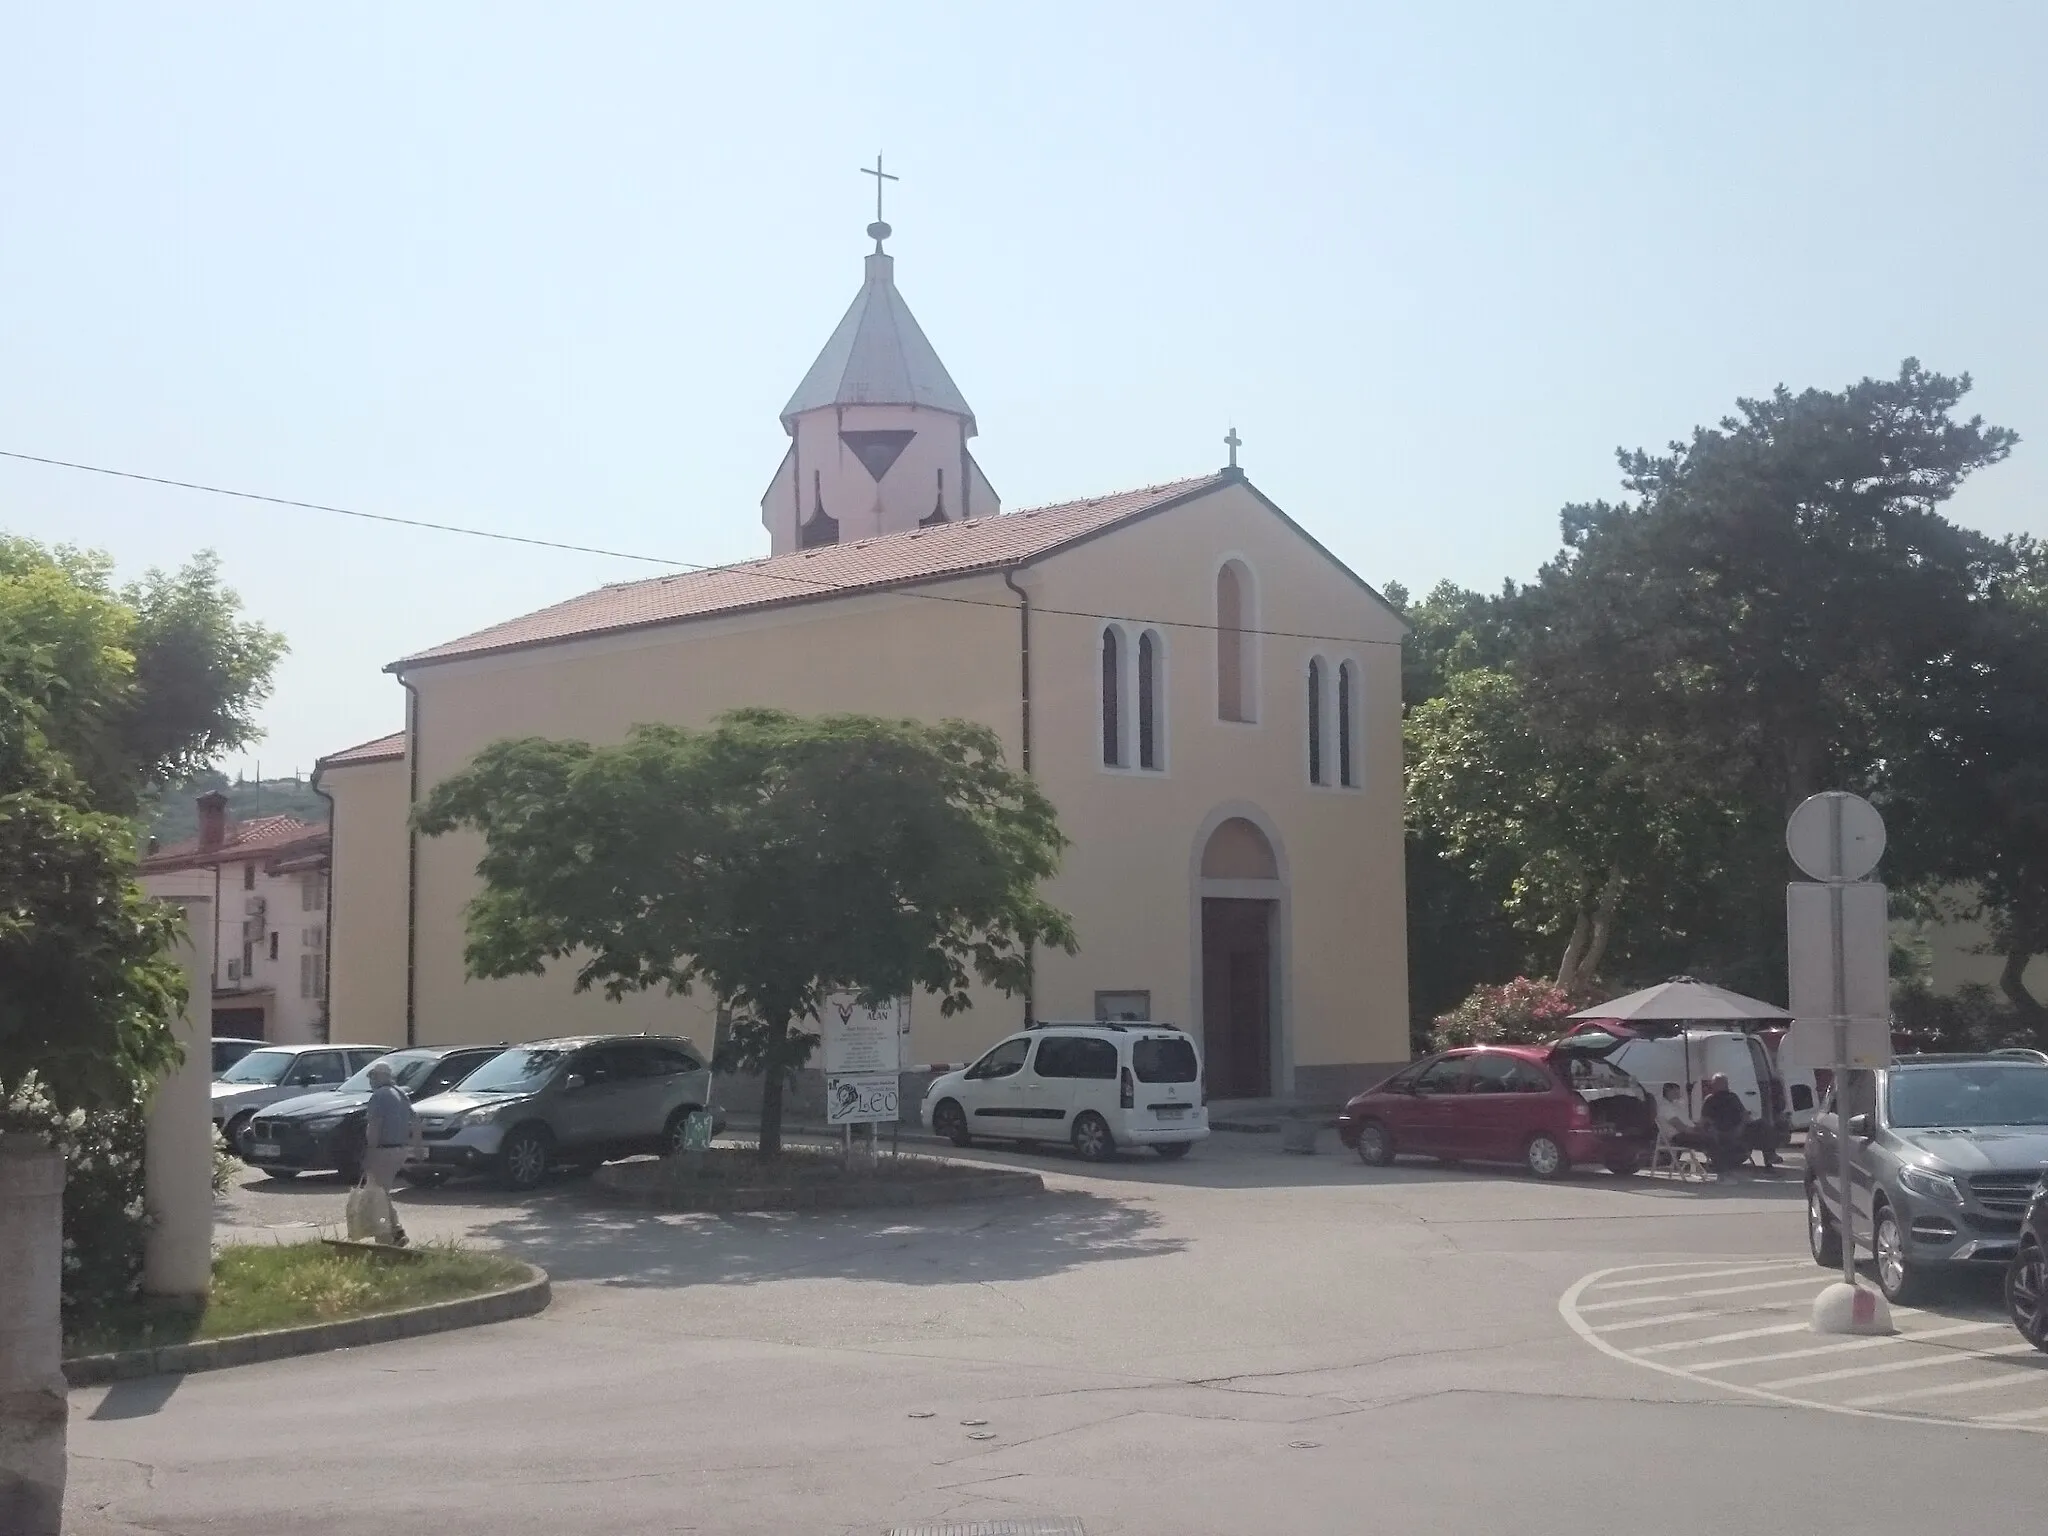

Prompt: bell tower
xmin=761 ymin=160 xmax=999 ymax=554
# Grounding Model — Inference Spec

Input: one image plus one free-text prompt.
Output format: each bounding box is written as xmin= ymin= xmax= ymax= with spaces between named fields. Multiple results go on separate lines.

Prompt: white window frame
xmin=1099 ymin=622 xmax=1169 ymax=776
xmin=1304 ymin=653 xmax=1331 ymax=786
xmin=1336 ymin=656 xmax=1362 ymax=790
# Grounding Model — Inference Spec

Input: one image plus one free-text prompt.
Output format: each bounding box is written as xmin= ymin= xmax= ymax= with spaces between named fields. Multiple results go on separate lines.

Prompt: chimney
xmin=196 ymin=791 xmax=230 ymax=852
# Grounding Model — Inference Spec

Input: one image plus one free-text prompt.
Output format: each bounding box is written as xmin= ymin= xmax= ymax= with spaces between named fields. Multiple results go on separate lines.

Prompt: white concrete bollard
xmin=0 ymin=1135 xmax=68 ymax=1535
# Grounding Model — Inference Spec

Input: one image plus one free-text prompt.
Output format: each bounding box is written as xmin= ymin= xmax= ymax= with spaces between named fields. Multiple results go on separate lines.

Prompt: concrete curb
xmin=63 ymin=1263 xmax=550 ymax=1387
xmin=590 ymin=1160 xmax=1044 ymax=1213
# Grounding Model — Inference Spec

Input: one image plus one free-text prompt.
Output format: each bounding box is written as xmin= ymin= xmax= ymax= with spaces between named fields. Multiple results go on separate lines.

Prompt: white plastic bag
xmin=345 ymin=1179 xmax=396 ymax=1243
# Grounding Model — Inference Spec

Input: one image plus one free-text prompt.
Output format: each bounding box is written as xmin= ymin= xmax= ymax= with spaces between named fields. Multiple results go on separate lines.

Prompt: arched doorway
xmin=1197 ymin=814 xmax=1284 ymax=1100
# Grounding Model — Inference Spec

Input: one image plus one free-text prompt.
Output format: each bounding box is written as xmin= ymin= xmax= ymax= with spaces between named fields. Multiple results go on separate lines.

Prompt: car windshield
xmin=1887 ymin=1064 xmax=2048 ymax=1127
xmin=455 ymin=1046 xmax=567 ymax=1094
xmin=217 ymin=1049 xmax=293 ymax=1085
xmin=338 ymin=1052 xmax=439 ymax=1094
xmin=1133 ymin=1036 xmax=1199 ymax=1083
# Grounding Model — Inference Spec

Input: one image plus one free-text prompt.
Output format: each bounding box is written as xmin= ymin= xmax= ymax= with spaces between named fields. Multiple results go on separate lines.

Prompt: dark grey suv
xmin=1805 ymin=1054 xmax=2048 ymax=1303
xmin=409 ymin=1035 xmax=717 ymax=1191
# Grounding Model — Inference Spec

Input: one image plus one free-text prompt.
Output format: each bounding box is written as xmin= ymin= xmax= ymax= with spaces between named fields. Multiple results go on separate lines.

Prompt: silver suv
xmin=409 ymin=1035 xmax=715 ymax=1191
xmin=1805 ymin=1054 xmax=2048 ymax=1303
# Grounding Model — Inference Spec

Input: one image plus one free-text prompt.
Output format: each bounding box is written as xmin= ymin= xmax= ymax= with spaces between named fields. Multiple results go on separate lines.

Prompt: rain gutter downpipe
xmin=398 ymin=672 xmax=422 ymax=1048
xmin=1003 ymin=567 xmax=1035 ymax=1025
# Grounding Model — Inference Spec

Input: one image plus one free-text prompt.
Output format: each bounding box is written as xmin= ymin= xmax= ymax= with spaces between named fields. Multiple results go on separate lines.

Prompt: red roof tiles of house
xmin=393 ymin=474 xmax=1230 ymax=669
xmin=318 ymin=730 xmax=407 ymax=769
xmin=142 ymin=816 xmax=329 ymax=875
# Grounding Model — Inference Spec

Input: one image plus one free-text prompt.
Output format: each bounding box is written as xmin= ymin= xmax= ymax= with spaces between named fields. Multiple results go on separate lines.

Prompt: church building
xmin=316 ymin=210 xmax=1411 ymax=1105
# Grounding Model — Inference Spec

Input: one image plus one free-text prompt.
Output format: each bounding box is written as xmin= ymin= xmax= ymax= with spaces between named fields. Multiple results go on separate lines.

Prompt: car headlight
xmin=459 ymin=1103 xmax=507 ymax=1126
xmin=1898 ymin=1166 xmax=1963 ymax=1206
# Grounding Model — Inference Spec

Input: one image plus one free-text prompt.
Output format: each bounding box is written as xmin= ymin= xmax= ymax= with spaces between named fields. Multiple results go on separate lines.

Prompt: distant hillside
xmin=148 ymin=771 xmax=329 ymax=844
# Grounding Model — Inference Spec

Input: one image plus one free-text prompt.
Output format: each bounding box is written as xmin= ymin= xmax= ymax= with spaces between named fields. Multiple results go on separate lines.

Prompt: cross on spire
xmin=861 ymin=153 xmax=899 ymax=249
xmin=1223 ymin=425 xmax=1242 ymax=473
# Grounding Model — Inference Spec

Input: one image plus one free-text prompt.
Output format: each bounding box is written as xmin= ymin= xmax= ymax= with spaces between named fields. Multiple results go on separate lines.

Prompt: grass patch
xmin=65 ymin=1242 xmax=530 ymax=1358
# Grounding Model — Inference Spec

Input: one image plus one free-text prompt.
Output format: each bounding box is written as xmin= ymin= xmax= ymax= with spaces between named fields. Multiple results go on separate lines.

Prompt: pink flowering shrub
xmin=1428 ymin=976 xmax=1597 ymax=1053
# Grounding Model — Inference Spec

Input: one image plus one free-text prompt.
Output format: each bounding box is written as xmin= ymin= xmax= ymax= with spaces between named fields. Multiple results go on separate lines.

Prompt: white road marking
xmin=1633 ymin=1323 xmax=1810 ymax=1355
xmin=1847 ymin=1364 xmax=2048 ymax=1407
xmin=1587 ymin=1261 xmax=1809 ymax=1292
xmin=1560 ymin=1262 xmax=2048 ymax=1437
xmin=1976 ymin=1404 xmax=2048 ymax=1424
xmin=1758 ymin=1343 xmax=2036 ymax=1390
xmin=1690 ymin=1322 xmax=2003 ymax=1371
xmin=1589 ymin=1309 xmax=1729 ymax=1334
xmin=1575 ymin=1276 xmax=1833 ymax=1313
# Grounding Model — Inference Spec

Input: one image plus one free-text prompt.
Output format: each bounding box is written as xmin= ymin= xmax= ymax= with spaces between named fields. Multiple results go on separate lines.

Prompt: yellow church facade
xmin=317 ymin=229 xmax=1411 ymax=1104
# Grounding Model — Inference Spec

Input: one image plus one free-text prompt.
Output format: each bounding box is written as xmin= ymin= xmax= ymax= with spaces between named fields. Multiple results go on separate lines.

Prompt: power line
xmin=0 ymin=450 xmax=680 ymax=567
xmin=0 ymin=447 xmax=1404 ymax=650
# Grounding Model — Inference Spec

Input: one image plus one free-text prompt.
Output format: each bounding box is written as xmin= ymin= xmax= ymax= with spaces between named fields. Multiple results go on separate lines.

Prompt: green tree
xmin=1520 ymin=361 xmax=2017 ymax=848
xmin=416 ymin=709 xmax=1076 ymax=1157
xmin=1406 ymin=667 xmax=1746 ymax=991
xmin=0 ymin=537 xmax=285 ymax=1111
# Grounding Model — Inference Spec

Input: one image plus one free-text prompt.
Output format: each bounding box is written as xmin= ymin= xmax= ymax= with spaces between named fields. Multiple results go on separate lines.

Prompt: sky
xmin=2 ymin=2 xmax=2042 ymax=778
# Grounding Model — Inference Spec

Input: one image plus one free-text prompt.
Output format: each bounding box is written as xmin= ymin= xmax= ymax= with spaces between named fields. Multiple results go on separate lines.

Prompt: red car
xmin=1336 ymin=1042 xmax=1657 ymax=1179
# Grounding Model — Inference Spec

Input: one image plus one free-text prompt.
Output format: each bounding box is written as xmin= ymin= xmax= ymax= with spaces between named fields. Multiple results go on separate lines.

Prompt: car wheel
xmin=1872 ymin=1201 xmax=1930 ymax=1305
xmin=223 ymin=1111 xmax=255 ymax=1148
xmin=1153 ymin=1141 xmax=1192 ymax=1160
xmin=1352 ymin=1119 xmax=1395 ymax=1167
xmin=2008 ymin=1239 xmax=2048 ymax=1354
xmin=1807 ymin=1180 xmax=1843 ymax=1268
xmin=1524 ymin=1133 xmax=1569 ymax=1180
xmin=931 ymin=1099 xmax=972 ymax=1148
xmin=499 ymin=1126 xmax=553 ymax=1192
xmin=1070 ymin=1112 xmax=1116 ymax=1162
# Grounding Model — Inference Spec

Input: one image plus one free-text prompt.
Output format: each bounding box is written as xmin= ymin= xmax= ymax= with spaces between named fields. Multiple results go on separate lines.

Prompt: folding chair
xmin=1648 ymin=1126 xmax=1710 ymax=1182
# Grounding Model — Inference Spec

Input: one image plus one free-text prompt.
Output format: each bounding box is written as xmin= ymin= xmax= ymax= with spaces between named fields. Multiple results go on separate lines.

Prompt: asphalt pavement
xmin=62 ymin=1136 xmax=2045 ymax=1535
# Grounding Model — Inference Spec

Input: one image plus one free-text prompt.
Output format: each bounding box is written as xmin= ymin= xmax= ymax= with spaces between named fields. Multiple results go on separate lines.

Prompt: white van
xmin=921 ymin=1023 xmax=1208 ymax=1161
xmin=1601 ymin=1029 xmax=1794 ymax=1142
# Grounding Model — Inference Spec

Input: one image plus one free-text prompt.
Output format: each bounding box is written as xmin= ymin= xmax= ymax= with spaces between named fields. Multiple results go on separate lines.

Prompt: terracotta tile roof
xmin=142 ymin=816 xmax=329 ymax=875
xmin=317 ymin=730 xmax=407 ymax=769
xmin=394 ymin=474 xmax=1230 ymax=669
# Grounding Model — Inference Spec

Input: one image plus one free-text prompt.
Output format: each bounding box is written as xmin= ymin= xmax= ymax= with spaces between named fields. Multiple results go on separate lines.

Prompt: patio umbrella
xmin=1567 ymin=976 xmax=1791 ymax=1023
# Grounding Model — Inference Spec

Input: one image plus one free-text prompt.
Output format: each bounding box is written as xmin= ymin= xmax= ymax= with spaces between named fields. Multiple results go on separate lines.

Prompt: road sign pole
xmin=1829 ymin=798 xmax=1855 ymax=1290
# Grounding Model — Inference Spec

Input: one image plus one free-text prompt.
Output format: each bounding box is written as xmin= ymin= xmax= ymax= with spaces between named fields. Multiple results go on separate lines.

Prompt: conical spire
xmin=780 ymin=248 xmax=977 ymax=431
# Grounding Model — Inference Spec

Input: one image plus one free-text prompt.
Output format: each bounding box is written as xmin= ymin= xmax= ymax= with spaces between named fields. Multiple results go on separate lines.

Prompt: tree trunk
xmin=1555 ymin=908 xmax=1592 ymax=990
xmin=0 ymin=1135 xmax=66 ymax=1536
xmin=1577 ymin=868 xmax=1627 ymax=988
xmin=1999 ymin=949 xmax=2045 ymax=1023
xmin=756 ymin=1015 xmax=789 ymax=1161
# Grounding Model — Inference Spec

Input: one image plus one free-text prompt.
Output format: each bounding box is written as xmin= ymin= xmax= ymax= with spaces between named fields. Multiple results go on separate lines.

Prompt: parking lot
xmin=1563 ymin=1256 xmax=2048 ymax=1430
xmin=68 ymin=1135 xmax=2046 ymax=1536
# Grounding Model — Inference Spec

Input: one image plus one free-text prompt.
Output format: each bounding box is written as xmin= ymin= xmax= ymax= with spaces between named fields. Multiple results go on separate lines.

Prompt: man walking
xmin=361 ymin=1060 xmax=418 ymax=1246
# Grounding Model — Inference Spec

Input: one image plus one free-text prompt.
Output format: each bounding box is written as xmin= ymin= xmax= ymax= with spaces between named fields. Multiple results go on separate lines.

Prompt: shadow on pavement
xmin=461 ymin=1185 xmax=1185 ymax=1289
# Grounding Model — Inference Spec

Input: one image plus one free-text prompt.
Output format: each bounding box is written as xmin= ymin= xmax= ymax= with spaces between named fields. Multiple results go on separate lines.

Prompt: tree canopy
xmin=416 ymin=709 xmax=1076 ymax=1155
xmin=0 ymin=537 xmax=284 ymax=1111
xmin=1398 ymin=361 xmax=2036 ymax=1030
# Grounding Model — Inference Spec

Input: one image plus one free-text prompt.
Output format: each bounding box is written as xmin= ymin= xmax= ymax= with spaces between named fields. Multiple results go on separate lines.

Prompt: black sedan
xmin=238 ymin=1045 xmax=502 ymax=1181
xmin=2009 ymin=1179 xmax=2048 ymax=1352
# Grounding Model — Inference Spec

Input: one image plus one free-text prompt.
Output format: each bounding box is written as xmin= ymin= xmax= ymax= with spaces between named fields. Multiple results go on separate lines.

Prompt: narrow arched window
xmin=1338 ymin=660 xmax=1358 ymax=788
xmin=1101 ymin=626 xmax=1123 ymax=767
xmin=1307 ymin=657 xmax=1325 ymax=784
xmin=1216 ymin=560 xmax=1255 ymax=721
xmin=1138 ymin=630 xmax=1160 ymax=770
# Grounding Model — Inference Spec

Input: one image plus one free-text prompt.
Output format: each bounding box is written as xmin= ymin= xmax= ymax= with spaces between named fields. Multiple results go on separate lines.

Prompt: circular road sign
xmin=1786 ymin=791 xmax=1887 ymax=882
